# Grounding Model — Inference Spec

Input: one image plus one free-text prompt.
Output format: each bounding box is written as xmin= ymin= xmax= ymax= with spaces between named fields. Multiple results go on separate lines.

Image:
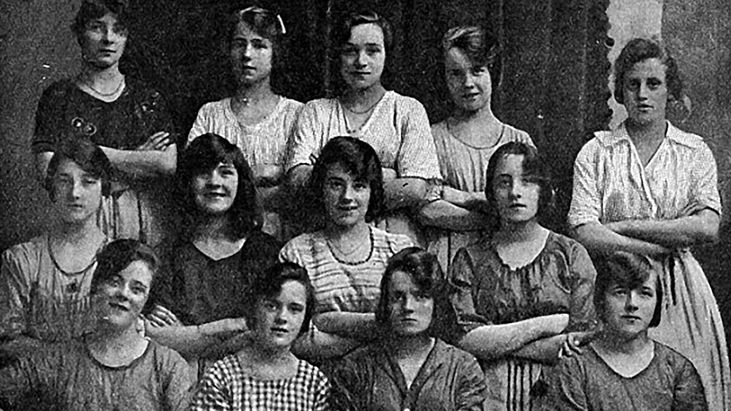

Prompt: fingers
xmin=148 ymin=304 xmax=181 ymax=327
xmin=138 ymin=132 xmax=173 ymax=151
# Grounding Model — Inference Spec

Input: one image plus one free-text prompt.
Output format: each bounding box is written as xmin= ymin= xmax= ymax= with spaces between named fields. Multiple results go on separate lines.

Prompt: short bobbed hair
xmin=91 ymin=239 xmax=159 ymax=295
xmin=225 ymin=6 xmax=287 ymax=73
xmin=45 ymin=137 xmax=113 ymax=201
xmin=593 ymin=252 xmax=663 ymax=328
xmin=374 ymin=247 xmax=442 ymax=329
xmin=614 ymin=38 xmax=683 ymax=105
xmin=244 ymin=262 xmax=316 ymax=336
xmin=442 ymin=25 xmax=501 ymax=88
xmin=484 ymin=142 xmax=554 ymax=229
xmin=178 ymin=134 xmax=262 ymax=238
xmin=306 ymin=136 xmax=384 ymax=224
xmin=71 ymin=0 xmax=129 ymax=43
xmin=330 ymin=10 xmax=394 ymax=94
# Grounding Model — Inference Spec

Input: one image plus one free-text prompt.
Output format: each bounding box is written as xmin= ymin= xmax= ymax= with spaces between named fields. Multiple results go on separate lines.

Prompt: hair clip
xmin=236 ymin=6 xmax=286 ymax=35
xmin=276 ymin=14 xmax=286 ymax=35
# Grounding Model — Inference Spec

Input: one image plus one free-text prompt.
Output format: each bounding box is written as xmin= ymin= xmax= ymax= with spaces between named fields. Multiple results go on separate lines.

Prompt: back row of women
xmin=0 ymin=0 xmax=727 ymax=409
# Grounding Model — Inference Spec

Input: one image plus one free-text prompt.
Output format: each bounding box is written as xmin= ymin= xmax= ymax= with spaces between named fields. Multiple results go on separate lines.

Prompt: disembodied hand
xmin=146 ymin=304 xmax=182 ymax=327
xmin=137 ymin=131 xmax=173 ymax=151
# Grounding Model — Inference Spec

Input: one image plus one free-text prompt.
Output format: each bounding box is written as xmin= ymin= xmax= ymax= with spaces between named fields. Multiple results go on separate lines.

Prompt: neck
xmin=79 ymin=64 xmax=123 ymax=84
xmin=234 ymin=78 xmax=275 ymax=105
xmin=247 ymin=338 xmax=292 ymax=365
xmin=388 ymin=333 xmax=434 ymax=359
xmin=53 ymin=218 xmax=102 ymax=244
xmin=596 ymin=330 xmax=651 ymax=355
xmin=625 ymin=118 xmax=666 ymax=146
xmin=89 ymin=323 xmax=141 ymax=352
xmin=496 ymin=219 xmax=543 ymax=243
xmin=341 ymin=83 xmax=386 ymax=106
xmin=324 ymin=220 xmax=369 ymax=242
xmin=194 ymin=214 xmax=236 ymax=241
xmin=452 ymin=104 xmax=497 ymax=123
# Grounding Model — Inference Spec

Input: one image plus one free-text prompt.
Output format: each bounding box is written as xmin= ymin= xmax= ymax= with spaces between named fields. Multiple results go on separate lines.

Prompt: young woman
xmin=32 ymin=0 xmax=177 ymax=246
xmin=0 ymin=138 xmax=110 ymax=362
xmin=280 ymin=137 xmax=413 ymax=363
xmin=146 ymin=134 xmax=281 ymax=376
xmin=534 ymin=252 xmax=707 ymax=410
xmin=428 ymin=25 xmax=534 ymax=272
xmin=328 ymin=247 xmax=486 ymax=410
xmin=568 ymin=37 xmax=729 ymax=408
xmin=285 ymin=10 xmax=443 ymax=246
xmin=445 ymin=142 xmax=597 ymax=409
xmin=188 ymin=6 xmax=302 ymax=241
xmin=190 ymin=262 xmax=330 ymax=410
xmin=0 ymin=239 xmax=193 ymax=411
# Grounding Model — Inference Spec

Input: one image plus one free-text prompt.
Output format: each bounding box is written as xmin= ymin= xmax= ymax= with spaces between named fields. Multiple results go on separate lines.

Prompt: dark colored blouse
xmin=327 ymin=339 xmax=486 ymax=411
xmin=533 ymin=341 xmax=707 ymax=410
xmin=151 ymin=231 xmax=281 ymax=326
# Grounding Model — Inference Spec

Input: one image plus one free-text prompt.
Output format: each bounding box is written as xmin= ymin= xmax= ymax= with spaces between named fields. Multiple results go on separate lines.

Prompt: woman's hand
xmin=558 ymin=330 xmax=597 ymax=358
xmin=136 ymin=131 xmax=174 ymax=151
xmin=146 ymin=304 xmax=182 ymax=328
xmin=382 ymin=167 xmax=397 ymax=181
xmin=253 ymin=164 xmax=284 ymax=187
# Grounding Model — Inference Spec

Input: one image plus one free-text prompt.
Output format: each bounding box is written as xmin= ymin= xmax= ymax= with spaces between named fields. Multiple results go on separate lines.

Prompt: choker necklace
xmin=82 ymin=77 xmax=125 ymax=97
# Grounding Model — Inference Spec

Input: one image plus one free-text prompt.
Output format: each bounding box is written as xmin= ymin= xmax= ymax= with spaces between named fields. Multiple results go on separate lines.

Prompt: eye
xmin=353 ymin=181 xmax=368 ymax=190
xmin=113 ymin=23 xmax=128 ymax=36
xmin=289 ymin=304 xmax=304 ymax=314
xmin=86 ymin=22 xmax=104 ymax=32
xmin=365 ymin=45 xmax=382 ymax=55
xmin=341 ymin=46 xmax=358 ymax=56
xmin=251 ymin=39 xmax=269 ymax=50
xmin=472 ymin=66 xmax=488 ymax=75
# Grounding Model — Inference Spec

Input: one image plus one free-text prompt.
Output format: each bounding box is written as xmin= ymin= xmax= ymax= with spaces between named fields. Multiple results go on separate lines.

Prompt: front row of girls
xmin=1 ymin=135 xmax=709 ymax=410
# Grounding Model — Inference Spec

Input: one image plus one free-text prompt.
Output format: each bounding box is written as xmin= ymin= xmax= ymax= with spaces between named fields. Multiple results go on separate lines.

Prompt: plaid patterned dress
xmin=190 ymin=355 xmax=330 ymax=410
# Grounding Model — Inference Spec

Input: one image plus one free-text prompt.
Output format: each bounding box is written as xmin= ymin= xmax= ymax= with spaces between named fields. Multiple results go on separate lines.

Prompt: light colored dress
xmin=188 ymin=96 xmax=303 ymax=241
xmin=568 ymin=121 xmax=730 ymax=409
xmin=0 ymin=234 xmax=105 ymax=357
xmin=533 ymin=341 xmax=707 ymax=410
xmin=286 ymin=91 xmax=442 ymax=246
xmin=0 ymin=338 xmax=193 ymax=411
xmin=428 ymin=120 xmax=533 ymax=272
xmin=445 ymin=232 xmax=597 ymax=411
xmin=190 ymin=355 xmax=330 ymax=410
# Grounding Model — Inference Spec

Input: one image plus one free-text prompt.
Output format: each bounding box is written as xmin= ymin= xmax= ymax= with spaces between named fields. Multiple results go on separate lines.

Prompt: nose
xmin=508 ymin=181 xmax=524 ymax=198
xmin=206 ymin=171 xmax=223 ymax=186
xmin=463 ymin=73 xmax=476 ymax=88
xmin=341 ymin=183 xmax=356 ymax=200
xmin=354 ymin=50 xmax=367 ymax=68
xmin=274 ymin=307 xmax=288 ymax=324
xmin=402 ymin=295 xmax=416 ymax=312
xmin=241 ymin=43 xmax=254 ymax=59
xmin=637 ymin=82 xmax=649 ymax=99
xmin=625 ymin=291 xmax=639 ymax=311
xmin=69 ymin=179 xmax=83 ymax=199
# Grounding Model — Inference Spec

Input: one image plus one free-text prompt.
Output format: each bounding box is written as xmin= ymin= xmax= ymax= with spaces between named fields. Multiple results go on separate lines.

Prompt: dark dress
xmin=327 ymin=339 xmax=486 ymax=410
xmin=32 ymin=78 xmax=177 ymax=246
xmin=533 ymin=341 xmax=707 ymax=410
xmin=445 ymin=231 xmax=597 ymax=410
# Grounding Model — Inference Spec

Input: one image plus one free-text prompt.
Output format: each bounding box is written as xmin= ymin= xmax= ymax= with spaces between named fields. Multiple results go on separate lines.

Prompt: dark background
xmin=2 ymin=0 xmax=731 ymax=343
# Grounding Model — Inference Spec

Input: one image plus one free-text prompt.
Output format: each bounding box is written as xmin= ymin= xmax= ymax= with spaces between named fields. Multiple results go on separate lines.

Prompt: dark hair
xmin=484 ymin=142 xmax=554 ymax=229
xmin=330 ymin=10 xmax=394 ymax=94
xmin=177 ymin=133 xmax=262 ymax=238
xmin=593 ymin=252 xmax=663 ymax=328
xmin=91 ymin=239 xmax=159 ymax=295
xmin=614 ymin=38 xmax=683 ymax=105
xmin=71 ymin=0 xmax=129 ymax=42
xmin=306 ymin=136 xmax=384 ymax=224
xmin=244 ymin=262 xmax=316 ymax=336
xmin=375 ymin=247 xmax=442 ymax=329
xmin=442 ymin=25 xmax=501 ymax=88
xmin=45 ymin=137 xmax=113 ymax=201
xmin=225 ymin=6 xmax=287 ymax=74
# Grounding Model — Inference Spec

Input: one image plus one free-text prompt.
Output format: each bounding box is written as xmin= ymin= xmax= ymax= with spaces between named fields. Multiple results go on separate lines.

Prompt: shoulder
xmin=246 ymin=230 xmax=283 ymax=253
xmin=196 ymin=99 xmax=229 ymax=115
xmin=282 ymin=232 xmax=319 ymax=251
xmin=502 ymin=123 xmax=532 ymax=141
xmin=302 ymin=98 xmax=337 ymax=113
xmin=40 ymin=79 xmax=77 ymax=99
xmin=2 ymin=235 xmax=46 ymax=265
xmin=371 ymin=227 xmax=413 ymax=253
xmin=666 ymin=122 xmax=711 ymax=151
xmin=544 ymin=231 xmax=587 ymax=255
xmin=147 ymin=339 xmax=188 ymax=367
xmin=389 ymin=91 xmax=424 ymax=109
xmin=296 ymin=358 xmax=329 ymax=383
xmin=279 ymin=97 xmax=304 ymax=111
xmin=653 ymin=341 xmax=697 ymax=370
xmin=434 ymin=339 xmax=479 ymax=365
xmin=124 ymin=78 xmax=163 ymax=100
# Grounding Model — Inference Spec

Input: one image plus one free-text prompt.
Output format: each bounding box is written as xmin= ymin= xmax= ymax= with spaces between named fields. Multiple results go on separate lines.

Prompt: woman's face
xmin=192 ymin=162 xmax=239 ymax=215
xmin=230 ymin=22 xmax=274 ymax=87
xmin=622 ymin=58 xmax=668 ymax=126
xmin=252 ymin=280 xmax=308 ymax=350
xmin=444 ymin=47 xmax=492 ymax=112
xmin=95 ymin=260 xmax=152 ymax=331
xmin=52 ymin=158 xmax=103 ymax=224
xmin=387 ymin=270 xmax=434 ymax=337
xmin=323 ymin=163 xmax=371 ymax=228
xmin=602 ymin=272 xmax=658 ymax=341
xmin=339 ymin=23 xmax=386 ymax=91
xmin=492 ymin=154 xmax=541 ymax=225
xmin=80 ymin=12 xmax=128 ymax=69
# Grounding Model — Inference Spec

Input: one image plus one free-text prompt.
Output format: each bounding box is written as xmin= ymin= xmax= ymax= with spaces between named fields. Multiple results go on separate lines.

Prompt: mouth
xmin=508 ymin=203 xmax=526 ymax=209
xmin=270 ymin=327 xmax=289 ymax=334
xmin=351 ymin=71 xmax=370 ymax=76
xmin=204 ymin=192 xmax=228 ymax=199
xmin=621 ymin=315 xmax=641 ymax=321
xmin=463 ymin=93 xmax=480 ymax=99
xmin=108 ymin=301 xmax=130 ymax=312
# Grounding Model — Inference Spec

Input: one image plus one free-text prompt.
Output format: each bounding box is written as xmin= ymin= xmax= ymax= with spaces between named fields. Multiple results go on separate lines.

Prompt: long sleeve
xmin=455 ymin=354 xmax=487 ymax=410
xmin=444 ymin=248 xmax=490 ymax=343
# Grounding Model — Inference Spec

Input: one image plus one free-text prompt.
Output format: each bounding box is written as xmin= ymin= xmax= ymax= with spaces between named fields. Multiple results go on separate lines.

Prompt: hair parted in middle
xmin=306 ymin=136 xmax=385 ymax=224
xmin=45 ymin=137 xmax=113 ymax=201
xmin=224 ymin=5 xmax=287 ymax=70
xmin=177 ymin=133 xmax=262 ymax=238
xmin=90 ymin=238 xmax=159 ymax=295
xmin=441 ymin=25 xmax=501 ymax=88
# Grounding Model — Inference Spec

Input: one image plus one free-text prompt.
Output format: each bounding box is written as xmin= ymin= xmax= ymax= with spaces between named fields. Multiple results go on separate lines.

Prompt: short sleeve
xmin=188 ymin=103 xmax=213 ymax=145
xmin=312 ymin=368 xmax=332 ymax=411
xmin=455 ymin=353 xmax=487 ymax=410
xmin=190 ymin=361 xmax=233 ymax=411
xmin=686 ymin=143 xmax=721 ymax=217
xmin=286 ymin=101 xmax=324 ymax=172
xmin=444 ymin=248 xmax=491 ymax=343
xmin=673 ymin=357 xmax=709 ymax=410
xmin=279 ymin=238 xmax=306 ymax=266
xmin=159 ymin=347 xmax=195 ymax=411
xmin=568 ymin=139 xmax=602 ymax=228
xmin=567 ymin=242 xmax=598 ymax=331
xmin=394 ymin=98 xmax=442 ymax=179
xmin=0 ymin=248 xmax=31 ymax=339
xmin=532 ymin=358 xmax=589 ymax=411
xmin=32 ymin=83 xmax=68 ymax=153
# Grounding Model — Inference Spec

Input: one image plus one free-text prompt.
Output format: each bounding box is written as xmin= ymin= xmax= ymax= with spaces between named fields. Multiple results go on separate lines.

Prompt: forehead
xmin=348 ymin=23 xmax=384 ymax=45
xmin=625 ymin=58 xmax=666 ymax=80
xmin=116 ymin=260 xmax=153 ymax=287
xmin=268 ymin=280 xmax=307 ymax=304
xmin=445 ymin=47 xmax=475 ymax=69
xmin=494 ymin=154 xmax=525 ymax=176
xmin=232 ymin=21 xmax=269 ymax=41
xmin=325 ymin=162 xmax=356 ymax=178
xmin=56 ymin=158 xmax=87 ymax=175
xmin=389 ymin=270 xmax=420 ymax=293
xmin=88 ymin=12 xmax=120 ymax=25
